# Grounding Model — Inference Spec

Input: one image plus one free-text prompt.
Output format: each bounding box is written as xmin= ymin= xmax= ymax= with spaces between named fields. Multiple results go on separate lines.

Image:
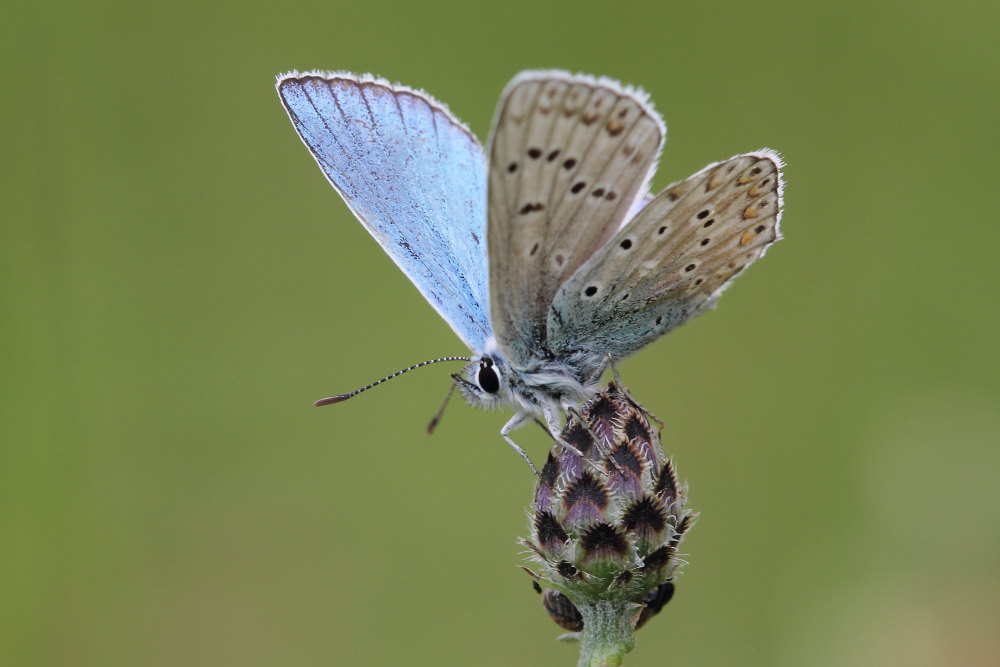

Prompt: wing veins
xmin=298 ymin=81 xmax=368 ymax=210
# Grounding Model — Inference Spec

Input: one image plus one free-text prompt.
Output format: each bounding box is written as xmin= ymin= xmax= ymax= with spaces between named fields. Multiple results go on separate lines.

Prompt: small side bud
xmin=542 ymin=589 xmax=584 ymax=632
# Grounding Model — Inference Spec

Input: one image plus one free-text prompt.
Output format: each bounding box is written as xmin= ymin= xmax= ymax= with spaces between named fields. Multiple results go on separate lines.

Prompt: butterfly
xmin=276 ymin=70 xmax=783 ymax=468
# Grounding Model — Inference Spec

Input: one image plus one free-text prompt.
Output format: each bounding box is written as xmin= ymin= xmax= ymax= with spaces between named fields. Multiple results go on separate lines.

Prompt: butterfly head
xmin=455 ymin=348 xmax=597 ymax=421
xmin=455 ymin=354 xmax=513 ymax=411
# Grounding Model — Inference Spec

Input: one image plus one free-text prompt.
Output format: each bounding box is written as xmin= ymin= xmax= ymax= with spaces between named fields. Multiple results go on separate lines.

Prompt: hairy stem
xmin=575 ymin=601 xmax=636 ymax=667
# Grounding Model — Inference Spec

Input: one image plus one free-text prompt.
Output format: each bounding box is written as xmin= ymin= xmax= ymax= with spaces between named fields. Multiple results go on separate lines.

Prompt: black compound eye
xmin=477 ymin=359 xmax=500 ymax=394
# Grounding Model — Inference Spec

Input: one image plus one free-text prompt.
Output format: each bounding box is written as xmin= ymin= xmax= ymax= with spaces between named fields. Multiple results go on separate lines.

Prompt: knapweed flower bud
xmin=523 ymin=383 xmax=693 ymax=663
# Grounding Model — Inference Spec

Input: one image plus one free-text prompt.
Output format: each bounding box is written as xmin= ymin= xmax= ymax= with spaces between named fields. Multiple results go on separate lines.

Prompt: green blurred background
xmin=4 ymin=1 xmax=999 ymax=665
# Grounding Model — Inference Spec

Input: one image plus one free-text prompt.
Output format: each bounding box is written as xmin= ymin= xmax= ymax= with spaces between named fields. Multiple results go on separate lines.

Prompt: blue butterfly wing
xmin=277 ymin=71 xmax=491 ymax=351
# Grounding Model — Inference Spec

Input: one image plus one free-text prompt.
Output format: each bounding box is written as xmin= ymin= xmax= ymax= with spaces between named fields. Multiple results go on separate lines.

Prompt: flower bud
xmin=524 ymin=383 xmax=694 ymax=637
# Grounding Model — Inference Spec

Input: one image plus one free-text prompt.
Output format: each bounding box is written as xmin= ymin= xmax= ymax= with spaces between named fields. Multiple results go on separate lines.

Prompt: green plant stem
xmin=575 ymin=601 xmax=636 ymax=667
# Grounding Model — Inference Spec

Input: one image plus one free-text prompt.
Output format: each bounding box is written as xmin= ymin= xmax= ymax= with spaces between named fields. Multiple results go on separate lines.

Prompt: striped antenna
xmin=314 ymin=356 xmax=471 ymax=406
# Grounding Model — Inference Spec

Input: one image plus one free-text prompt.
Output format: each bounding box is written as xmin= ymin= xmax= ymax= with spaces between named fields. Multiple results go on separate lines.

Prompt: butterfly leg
xmin=534 ymin=418 xmax=555 ymax=438
xmin=605 ymin=356 xmax=664 ymax=431
xmin=541 ymin=405 xmax=590 ymax=459
xmin=542 ymin=405 xmax=565 ymax=438
xmin=608 ymin=354 xmax=624 ymax=387
xmin=500 ymin=412 xmax=540 ymax=476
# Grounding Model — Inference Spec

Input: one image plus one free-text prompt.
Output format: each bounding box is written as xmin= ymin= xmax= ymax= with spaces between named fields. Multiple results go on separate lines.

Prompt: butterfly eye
xmin=478 ymin=358 xmax=501 ymax=394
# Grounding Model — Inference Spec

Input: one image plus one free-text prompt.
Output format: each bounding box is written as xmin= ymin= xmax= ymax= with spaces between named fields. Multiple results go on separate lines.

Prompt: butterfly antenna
xmin=314 ymin=356 xmax=470 ymax=407
xmin=426 ymin=381 xmax=459 ymax=434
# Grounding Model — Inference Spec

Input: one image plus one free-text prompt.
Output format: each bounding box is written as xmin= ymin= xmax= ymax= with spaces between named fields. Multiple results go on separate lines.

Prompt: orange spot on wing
xmin=606 ymin=119 xmax=625 ymax=136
